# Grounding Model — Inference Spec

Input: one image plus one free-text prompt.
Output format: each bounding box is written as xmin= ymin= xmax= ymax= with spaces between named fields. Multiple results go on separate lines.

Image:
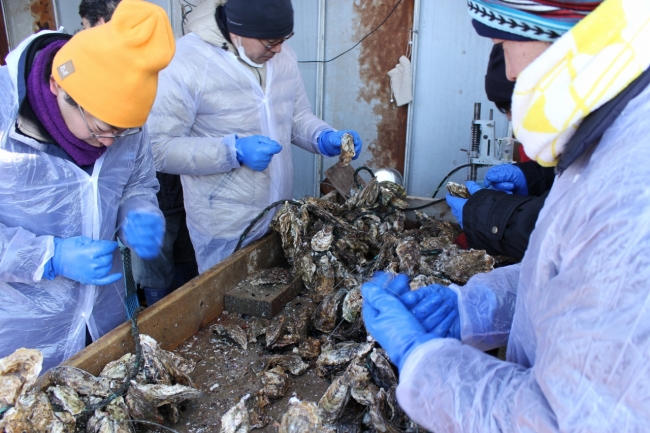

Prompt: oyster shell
xmin=395 ymin=239 xmax=420 ymax=276
xmin=212 ymin=324 xmax=249 ymax=350
xmin=311 ymin=224 xmax=334 ymax=252
xmin=49 ymin=366 xmax=112 ymax=397
xmin=0 ymin=348 xmax=42 ymax=410
xmin=261 ymin=366 xmax=289 ymax=399
xmin=279 ymin=397 xmax=325 ymax=433
xmin=338 ymin=132 xmax=356 ymax=166
xmin=297 ymin=337 xmax=322 ymax=359
xmin=367 ymin=348 xmax=397 ymax=391
xmin=0 ymin=390 xmax=54 ymax=433
xmin=438 ymin=248 xmax=495 ymax=284
xmin=318 ymin=372 xmax=350 ymax=424
xmin=247 ymin=317 xmax=269 ymax=343
xmin=316 ymin=342 xmax=374 ymax=377
xmin=341 ymin=286 xmax=363 ymax=322
xmin=312 ymin=288 xmax=348 ymax=333
xmin=314 ymin=254 xmax=336 ymax=301
xmin=446 ymin=181 xmax=470 ymax=198
xmin=47 ymin=385 xmax=85 ymax=415
xmin=265 ymin=354 xmax=310 ymax=376
xmin=265 ymin=315 xmax=287 ymax=348
xmin=220 ymin=395 xmax=250 ymax=433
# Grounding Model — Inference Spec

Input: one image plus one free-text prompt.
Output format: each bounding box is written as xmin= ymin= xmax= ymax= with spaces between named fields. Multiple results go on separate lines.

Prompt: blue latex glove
xmin=445 ymin=180 xmax=482 ymax=229
xmin=123 ymin=211 xmax=164 ymax=260
xmin=48 ymin=236 xmax=122 ymax=285
xmin=235 ymin=135 xmax=283 ymax=171
xmin=400 ymin=284 xmax=461 ymax=339
xmin=484 ymin=164 xmax=528 ymax=195
xmin=317 ymin=130 xmax=363 ymax=159
xmin=362 ymin=272 xmax=444 ymax=372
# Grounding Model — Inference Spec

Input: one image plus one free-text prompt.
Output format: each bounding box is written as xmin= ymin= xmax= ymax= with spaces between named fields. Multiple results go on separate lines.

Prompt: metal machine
xmin=461 ymin=102 xmax=514 ymax=181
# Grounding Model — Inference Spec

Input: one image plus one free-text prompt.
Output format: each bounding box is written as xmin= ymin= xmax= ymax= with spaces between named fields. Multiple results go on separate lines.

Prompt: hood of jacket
xmin=186 ymin=0 xmax=232 ymax=51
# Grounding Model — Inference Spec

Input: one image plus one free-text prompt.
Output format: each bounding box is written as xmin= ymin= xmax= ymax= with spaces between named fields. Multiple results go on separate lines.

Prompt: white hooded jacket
xmin=0 ymin=32 xmax=163 ymax=372
xmin=147 ymin=0 xmax=331 ymax=272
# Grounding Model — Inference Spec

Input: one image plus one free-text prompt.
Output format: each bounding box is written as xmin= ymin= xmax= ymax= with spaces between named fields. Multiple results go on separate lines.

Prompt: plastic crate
xmin=119 ymin=243 xmax=139 ymax=320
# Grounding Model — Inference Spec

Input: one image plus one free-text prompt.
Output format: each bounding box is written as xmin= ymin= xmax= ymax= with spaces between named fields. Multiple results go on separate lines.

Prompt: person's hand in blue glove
xmin=445 ymin=180 xmax=482 ymax=229
xmin=362 ymin=272 xmax=445 ymax=372
xmin=47 ymin=236 xmax=122 ymax=285
xmin=317 ymin=130 xmax=363 ymax=160
xmin=235 ymin=135 xmax=283 ymax=171
xmin=484 ymin=164 xmax=528 ymax=195
xmin=123 ymin=211 xmax=164 ymax=260
xmin=400 ymin=284 xmax=461 ymax=339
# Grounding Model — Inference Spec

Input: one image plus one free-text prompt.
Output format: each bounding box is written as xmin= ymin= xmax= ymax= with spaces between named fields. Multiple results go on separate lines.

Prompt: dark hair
xmin=495 ymin=100 xmax=511 ymax=115
xmin=78 ymin=0 xmax=121 ymax=26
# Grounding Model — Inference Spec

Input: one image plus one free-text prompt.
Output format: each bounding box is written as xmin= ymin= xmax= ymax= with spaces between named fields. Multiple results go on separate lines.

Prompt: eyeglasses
xmin=259 ymin=32 xmax=294 ymax=50
xmin=77 ymin=105 xmax=142 ymax=139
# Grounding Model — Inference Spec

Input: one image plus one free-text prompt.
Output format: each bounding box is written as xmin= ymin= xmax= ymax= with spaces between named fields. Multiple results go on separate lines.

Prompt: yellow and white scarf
xmin=512 ymin=0 xmax=650 ymax=167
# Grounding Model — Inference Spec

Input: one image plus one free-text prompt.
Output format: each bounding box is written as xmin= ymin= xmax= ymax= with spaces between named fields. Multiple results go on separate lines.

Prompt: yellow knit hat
xmin=53 ymin=0 xmax=175 ymax=128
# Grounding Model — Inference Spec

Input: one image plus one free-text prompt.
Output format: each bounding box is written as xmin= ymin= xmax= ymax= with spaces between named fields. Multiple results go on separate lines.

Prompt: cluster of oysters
xmin=217 ymin=176 xmax=500 ymax=432
xmin=0 ymin=335 xmax=201 ymax=433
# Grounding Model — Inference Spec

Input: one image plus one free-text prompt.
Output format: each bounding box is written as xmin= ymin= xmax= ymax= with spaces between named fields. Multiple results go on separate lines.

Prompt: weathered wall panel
xmin=3 ymin=0 xmax=57 ymax=48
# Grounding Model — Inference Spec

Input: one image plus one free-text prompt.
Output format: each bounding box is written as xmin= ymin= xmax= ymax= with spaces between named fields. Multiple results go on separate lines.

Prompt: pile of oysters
xmin=218 ymin=177 xmax=499 ymax=432
xmin=0 ymin=335 xmax=201 ymax=433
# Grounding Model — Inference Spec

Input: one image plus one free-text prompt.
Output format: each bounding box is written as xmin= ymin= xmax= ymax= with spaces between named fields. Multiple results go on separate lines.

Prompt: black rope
xmin=234 ymin=200 xmax=303 ymax=253
xmin=430 ymin=163 xmax=479 ymax=198
xmin=354 ymin=166 xmax=375 ymax=189
xmin=298 ymin=0 xmax=404 ymax=64
xmin=403 ymin=197 xmax=446 ymax=211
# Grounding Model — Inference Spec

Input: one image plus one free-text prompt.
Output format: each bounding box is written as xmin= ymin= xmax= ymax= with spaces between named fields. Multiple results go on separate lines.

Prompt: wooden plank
xmin=61 ymin=233 xmax=285 ymax=376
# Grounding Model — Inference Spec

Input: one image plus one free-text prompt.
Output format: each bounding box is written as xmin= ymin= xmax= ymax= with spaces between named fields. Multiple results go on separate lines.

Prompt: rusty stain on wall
xmin=354 ymin=0 xmax=414 ymax=174
xmin=30 ymin=0 xmax=57 ymax=33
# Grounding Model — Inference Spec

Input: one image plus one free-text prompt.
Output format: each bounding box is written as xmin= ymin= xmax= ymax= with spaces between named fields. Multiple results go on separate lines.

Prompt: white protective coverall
xmin=147 ymin=0 xmax=331 ymax=273
xmin=396 ymin=82 xmax=650 ymax=430
xmin=0 ymin=32 xmax=162 ymax=372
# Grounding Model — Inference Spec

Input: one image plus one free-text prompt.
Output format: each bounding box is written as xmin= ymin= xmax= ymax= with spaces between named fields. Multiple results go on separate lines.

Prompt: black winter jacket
xmin=462 ymin=162 xmax=555 ymax=260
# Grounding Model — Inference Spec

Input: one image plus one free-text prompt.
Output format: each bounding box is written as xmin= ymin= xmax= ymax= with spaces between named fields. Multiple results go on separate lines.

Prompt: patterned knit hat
xmin=468 ymin=0 xmax=603 ymax=42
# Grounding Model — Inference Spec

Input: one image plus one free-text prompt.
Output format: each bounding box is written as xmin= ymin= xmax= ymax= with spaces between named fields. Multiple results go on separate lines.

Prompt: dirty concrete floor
xmin=139 ymin=295 xmax=332 ymax=433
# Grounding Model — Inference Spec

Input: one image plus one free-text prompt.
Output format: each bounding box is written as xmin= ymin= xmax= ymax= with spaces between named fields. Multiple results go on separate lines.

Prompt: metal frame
xmin=403 ymin=0 xmax=421 ymax=193
xmin=313 ymin=0 xmax=326 ymax=197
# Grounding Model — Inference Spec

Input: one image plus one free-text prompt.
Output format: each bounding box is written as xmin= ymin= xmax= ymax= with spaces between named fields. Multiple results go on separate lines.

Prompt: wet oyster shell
xmin=49 ymin=366 xmax=112 ymax=397
xmin=395 ymin=239 xmax=420 ymax=276
xmin=297 ymin=337 xmax=322 ymax=359
xmin=446 ymin=181 xmax=470 ymax=198
xmin=0 ymin=390 xmax=54 ymax=433
xmin=338 ymin=132 xmax=356 ymax=167
xmin=367 ymin=348 xmax=398 ymax=391
xmin=261 ymin=366 xmax=289 ymax=399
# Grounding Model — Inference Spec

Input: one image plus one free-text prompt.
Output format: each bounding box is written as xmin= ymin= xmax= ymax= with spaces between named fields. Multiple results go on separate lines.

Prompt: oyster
xmin=314 ymin=254 xmax=336 ymax=301
xmin=265 ymin=315 xmax=287 ymax=348
xmin=395 ymin=239 xmax=420 ymax=276
xmin=341 ymin=286 xmax=363 ymax=322
xmin=247 ymin=317 xmax=269 ymax=343
xmin=49 ymin=366 xmax=112 ymax=397
xmin=318 ymin=372 xmax=350 ymax=424
xmin=265 ymin=354 xmax=310 ymax=376
xmin=100 ymin=353 xmax=133 ymax=382
xmin=220 ymin=395 xmax=250 ymax=433
xmin=212 ymin=324 xmax=249 ymax=350
xmin=0 ymin=348 xmax=42 ymax=410
xmin=338 ymin=132 xmax=356 ymax=166
xmin=438 ymin=248 xmax=495 ymax=284
xmin=316 ymin=342 xmax=374 ymax=377
xmin=279 ymin=397 xmax=325 ymax=433
xmin=367 ymin=348 xmax=397 ymax=391
xmin=47 ymin=385 xmax=85 ymax=415
xmin=299 ymin=254 xmax=317 ymax=289
xmin=312 ymin=288 xmax=348 ymax=333
xmin=297 ymin=337 xmax=322 ymax=359
xmin=261 ymin=366 xmax=289 ymax=399
xmin=0 ymin=390 xmax=55 ymax=433
xmin=347 ymin=360 xmax=378 ymax=407
xmin=446 ymin=181 xmax=470 ymax=198
xmin=350 ymin=178 xmax=380 ymax=209
xmin=311 ymin=224 xmax=334 ymax=252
